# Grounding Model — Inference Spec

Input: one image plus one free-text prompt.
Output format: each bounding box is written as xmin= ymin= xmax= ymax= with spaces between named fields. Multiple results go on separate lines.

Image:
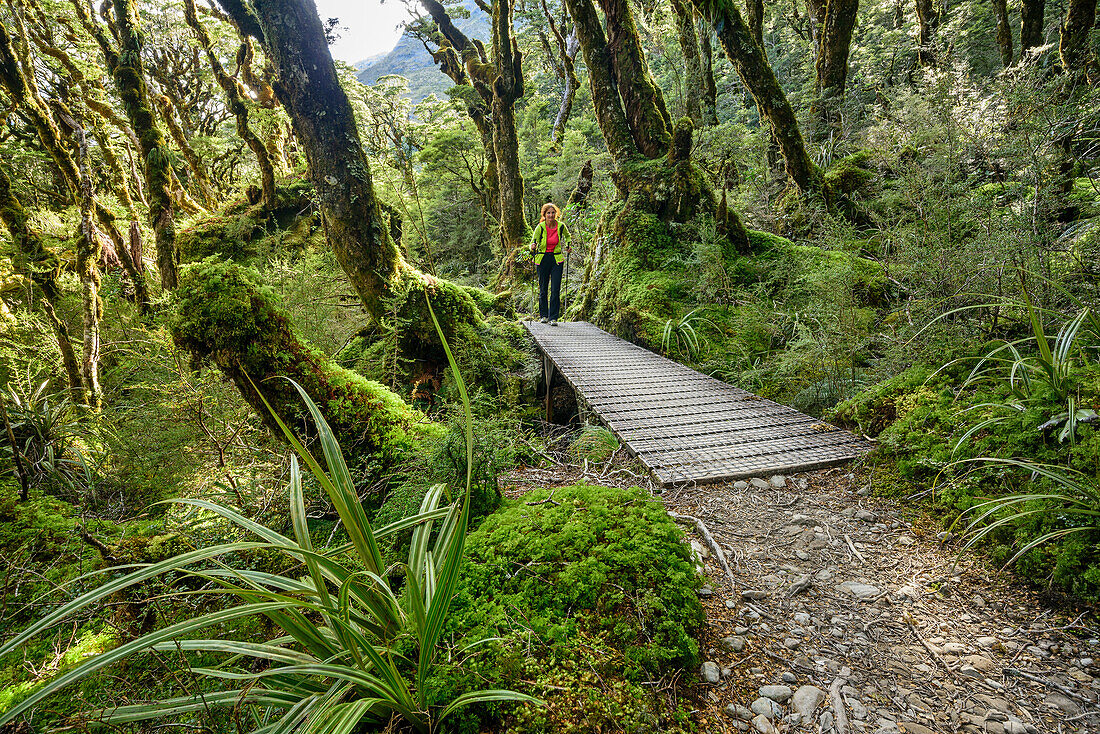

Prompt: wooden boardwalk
xmin=524 ymin=321 xmax=872 ymax=487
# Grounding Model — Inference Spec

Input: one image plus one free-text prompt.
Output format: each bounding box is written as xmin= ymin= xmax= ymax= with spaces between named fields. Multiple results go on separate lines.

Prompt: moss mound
xmin=433 ymin=482 xmax=702 ymax=732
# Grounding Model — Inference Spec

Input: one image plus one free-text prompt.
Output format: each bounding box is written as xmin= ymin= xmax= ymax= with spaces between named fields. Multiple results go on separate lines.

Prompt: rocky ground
xmin=504 ymin=463 xmax=1100 ymax=734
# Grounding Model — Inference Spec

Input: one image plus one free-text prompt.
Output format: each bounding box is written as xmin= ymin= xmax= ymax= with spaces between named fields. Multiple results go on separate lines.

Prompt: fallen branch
xmin=906 ymin=617 xmax=958 ymax=681
xmin=669 ymin=512 xmax=735 ymax=586
xmin=78 ymin=525 xmax=121 ymax=565
xmin=1004 ymin=667 xmax=1097 ymax=706
xmin=844 ymin=534 xmax=866 ymax=562
xmin=829 ymin=676 xmax=849 ymax=734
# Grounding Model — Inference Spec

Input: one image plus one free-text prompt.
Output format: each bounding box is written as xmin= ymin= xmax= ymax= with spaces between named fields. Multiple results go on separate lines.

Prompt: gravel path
xmin=665 ymin=469 xmax=1100 ymax=734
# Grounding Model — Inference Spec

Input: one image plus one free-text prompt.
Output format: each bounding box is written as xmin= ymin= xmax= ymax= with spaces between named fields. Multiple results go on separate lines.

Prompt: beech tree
xmin=692 ymin=0 xmax=820 ymax=193
xmin=413 ymin=0 xmax=528 ymax=280
xmin=807 ymin=0 xmax=859 ymax=138
xmin=1020 ymin=0 xmax=1045 ymax=58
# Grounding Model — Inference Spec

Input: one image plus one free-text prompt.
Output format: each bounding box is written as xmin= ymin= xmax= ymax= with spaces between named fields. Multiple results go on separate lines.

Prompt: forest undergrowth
xmin=4 ymin=0 xmax=1100 ymax=729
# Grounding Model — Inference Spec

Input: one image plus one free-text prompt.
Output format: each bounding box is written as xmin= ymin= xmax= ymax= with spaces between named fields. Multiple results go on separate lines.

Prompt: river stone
xmin=759 ymin=684 xmax=793 ymax=704
xmin=793 ymin=612 xmax=812 ymax=625
xmin=750 ymin=477 xmax=771 ymax=490
xmin=964 ymin=654 xmax=996 ymax=672
xmin=769 ymin=474 xmax=787 ymax=488
xmin=838 ymin=581 xmax=881 ymax=598
xmin=751 ymin=697 xmax=783 ymax=718
xmin=791 ymin=685 xmax=826 ymax=715
xmin=734 ymin=480 xmax=750 ymax=490
xmin=726 ymin=704 xmax=753 ymax=721
xmin=1003 ymin=722 xmax=1026 ymax=734
xmin=721 ymin=636 xmax=747 ymax=653
xmin=742 ymin=589 xmax=768 ymax=600
xmin=751 ymin=714 xmax=778 ymax=734
xmin=701 ymin=661 xmax=720 ymax=684
xmin=1043 ymin=692 xmax=1079 ymax=713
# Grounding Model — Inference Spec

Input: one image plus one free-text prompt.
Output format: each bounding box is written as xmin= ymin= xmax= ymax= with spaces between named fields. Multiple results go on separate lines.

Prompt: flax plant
xmin=0 ymin=298 xmax=539 ymax=733
xmin=945 ymin=458 xmax=1100 ymax=569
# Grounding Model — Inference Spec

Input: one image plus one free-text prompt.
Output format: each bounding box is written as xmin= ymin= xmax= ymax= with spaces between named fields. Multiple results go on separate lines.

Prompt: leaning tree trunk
xmin=671 ymin=0 xmax=704 ymax=123
xmin=1020 ymin=0 xmax=1045 ymax=58
xmin=812 ymin=0 xmax=859 ymax=140
xmin=543 ymin=2 xmax=581 ymax=147
xmin=156 ymin=95 xmax=215 ymax=209
xmin=691 ymin=0 xmax=820 ymax=193
xmin=221 ymin=0 xmax=492 ymax=353
xmin=993 ymin=0 xmax=1013 ymax=67
xmin=1059 ymin=0 xmax=1096 ymax=74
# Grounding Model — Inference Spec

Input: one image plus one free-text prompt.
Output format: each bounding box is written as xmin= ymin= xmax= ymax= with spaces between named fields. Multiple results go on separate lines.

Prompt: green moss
xmin=177 ymin=177 xmax=318 ymax=263
xmin=169 ymin=258 xmax=426 ymax=467
xmin=432 ymin=482 xmax=702 ymax=732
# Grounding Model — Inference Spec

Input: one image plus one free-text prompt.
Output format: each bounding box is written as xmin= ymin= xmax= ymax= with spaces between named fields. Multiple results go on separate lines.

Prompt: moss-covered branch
xmin=169 ymin=259 xmax=426 ymax=465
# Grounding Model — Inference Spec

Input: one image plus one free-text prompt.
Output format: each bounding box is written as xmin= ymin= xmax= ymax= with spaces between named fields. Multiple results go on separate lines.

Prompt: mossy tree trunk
xmin=601 ymin=0 xmax=672 ymax=157
xmin=691 ymin=0 xmax=821 ymax=193
xmin=183 ymin=0 xmax=277 ymax=210
xmin=215 ymin=0 xmax=489 ymax=358
xmin=170 ymin=260 xmax=423 ymax=467
xmin=3 ymin=15 xmax=151 ymax=313
xmin=697 ymin=15 xmax=719 ymax=126
xmin=915 ymin=0 xmax=939 ymax=65
xmin=155 ymin=95 xmax=215 ymax=209
xmin=670 ymin=0 xmax=704 ymax=124
xmin=993 ymin=0 xmax=1013 ymax=68
xmin=809 ymin=0 xmax=859 ymax=141
xmin=0 ymin=165 xmax=85 ymax=405
xmin=76 ymin=0 xmax=180 ymax=290
xmin=56 ymin=108 xmax=103 ymax=410
xmin=542 ymin=2 xmax=581 ymax=147
xmin=490 ymin=0 xmax=529 ymax=278
xmin=1020 ymin=0 xmax=1045 ymax=58
xmin=1059 ymin=0 xmax=1096 ymax=74
xmin=563 ymin=0 xmax=748 ymax=340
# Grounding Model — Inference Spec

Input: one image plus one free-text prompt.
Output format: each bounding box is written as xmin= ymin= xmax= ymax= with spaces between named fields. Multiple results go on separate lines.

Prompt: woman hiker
xmin=530 ymin=202 xmax=570 ymax=324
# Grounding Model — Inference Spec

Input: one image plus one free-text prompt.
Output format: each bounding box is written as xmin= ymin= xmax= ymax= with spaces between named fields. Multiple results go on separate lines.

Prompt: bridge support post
xmin=542 ymin=354 xmax=556 ymax=423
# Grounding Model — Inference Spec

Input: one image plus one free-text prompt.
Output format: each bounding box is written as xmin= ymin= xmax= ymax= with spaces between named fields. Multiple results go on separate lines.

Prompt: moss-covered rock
xmin=170 ymin=258 xmax=431 ymax=468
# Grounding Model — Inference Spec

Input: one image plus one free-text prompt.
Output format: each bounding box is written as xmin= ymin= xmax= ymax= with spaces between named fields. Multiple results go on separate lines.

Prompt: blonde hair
xmin=539 ymin=202 xmax=560 ymax=223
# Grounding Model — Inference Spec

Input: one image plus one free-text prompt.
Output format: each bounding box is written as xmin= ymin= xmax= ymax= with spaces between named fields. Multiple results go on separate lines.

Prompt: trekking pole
xmin=562 ymin=248 xmax=570 ymax=322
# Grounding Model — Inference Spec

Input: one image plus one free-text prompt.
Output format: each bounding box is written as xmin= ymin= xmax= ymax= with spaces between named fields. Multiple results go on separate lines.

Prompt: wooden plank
xmin=522 ymin=320 xmax=871 ymax=487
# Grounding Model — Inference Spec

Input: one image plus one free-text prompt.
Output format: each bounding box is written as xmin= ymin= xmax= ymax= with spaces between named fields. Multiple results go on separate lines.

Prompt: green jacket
xmin=530 ymin=220 xmax=570 ymax=265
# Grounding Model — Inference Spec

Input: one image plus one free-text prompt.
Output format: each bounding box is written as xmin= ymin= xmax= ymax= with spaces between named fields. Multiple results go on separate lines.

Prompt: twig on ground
xmin=906 ymin=618 xmax=958 ymax=681
xmin=526 ymin=490 xmax=560 ymax=507
xmin=669 ymin=512 xmax=735 ymax=586
xmin=1004 ymin=667 xmax=1097 ymax=706
xmin=844 ymin=534 xmax=866 ymax=562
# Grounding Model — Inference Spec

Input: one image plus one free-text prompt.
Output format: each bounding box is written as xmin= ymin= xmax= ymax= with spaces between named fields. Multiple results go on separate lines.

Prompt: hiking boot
xmin=550 ymin=320 xmax=558 ymax=326
xmin=540 ymin=317 xmax=549 ymax=324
